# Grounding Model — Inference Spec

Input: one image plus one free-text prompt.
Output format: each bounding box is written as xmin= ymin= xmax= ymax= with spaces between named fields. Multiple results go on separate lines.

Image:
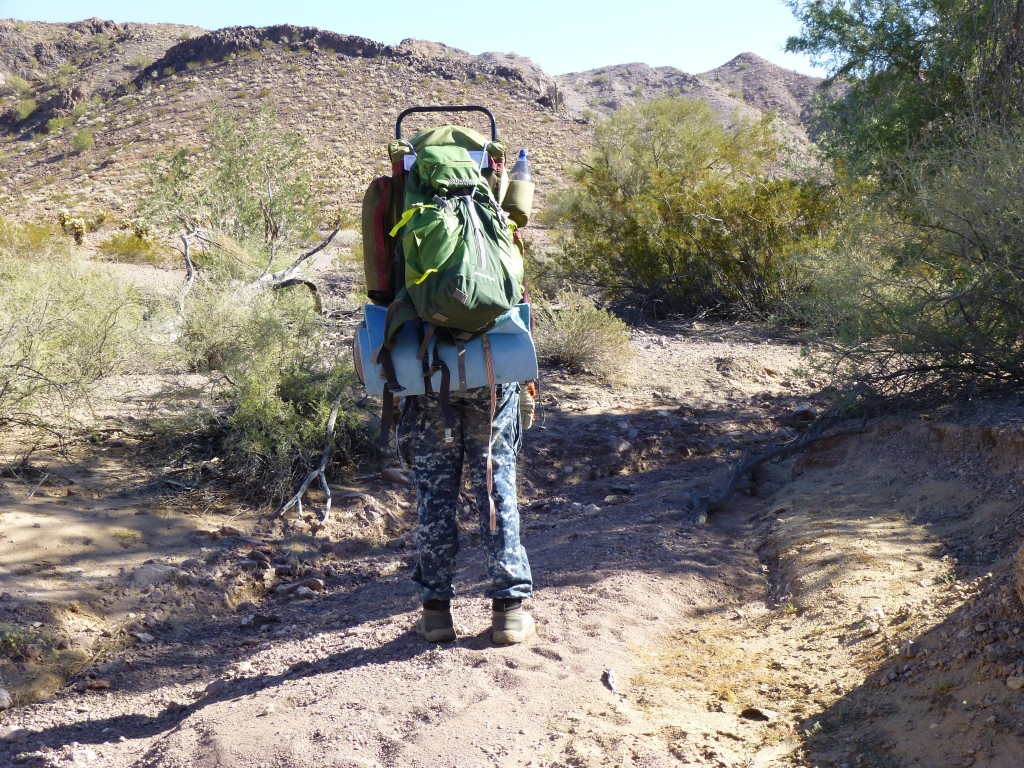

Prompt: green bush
xmin=14 ymin=98 xmax=36 ymax=121
xmin=533 ymin=291 xmax=635 ymax=381
xmin=817 ymin=124 xmax=1024 ymax=400
xmin=97 ymin=231 xmax=164 ymax=264
xmin=71 ymin=128 xmax=95 ymax=153
xmin=178 ymin=280 xmax=365 ymax=499
xmin=46 ymin=116 xmax=72 ymax=134
xmin=0 ymin=219 xmax=151 ymax=436
xmin=7 ymin=74 xmax=30 ymax=95
xmin=145 ymin=109 xmax=321 ymax=271
xmin=545 ymin=97 xmax=841 ymax=318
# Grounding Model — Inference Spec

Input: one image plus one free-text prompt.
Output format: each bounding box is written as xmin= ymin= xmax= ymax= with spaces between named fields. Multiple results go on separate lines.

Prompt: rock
xmin=601 ymin=668 xmax=617 ymax=693
xmin=1015 ymin=544 xmax=1024 ymax=609
xmin=1007 ymin=676 xmax=1024 ymax=691
xmin=861 ymin=621 xmax=881 ymax=638
xmin=740 ymin=706 xmax=779 ymax=722
xmin=863 ymin=607 xmax=885 ymax=622
xmin=583 ymin=504 xmax=601 ymax=516
xmin=294 ymin=586 xmax=317 ymax=599
xmin=131 ymin=563 xmax=187 ymax=589
xmin=0 ymin=688 xmax=11 ymax=710
xmin=203 ymin=679 xmax=228 ymax=697
xmin=132 ymin=631 xmax=155 ymax=643
xmin=2 ymin=727 xmax=30 ymax=744
xmin=382 ymin=468 xmax=413 ymax=486
xmin=71 ymin=747 xmax=98 ymax=764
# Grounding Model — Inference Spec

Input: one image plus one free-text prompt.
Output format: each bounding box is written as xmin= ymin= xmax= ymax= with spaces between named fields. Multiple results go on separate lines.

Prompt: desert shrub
xmin=0 ymin=219 xmax=150 ymax=437
xmin=6 ymin=74 xmax=30 ymax=95
xmin=46 ymin=116 xmax=72 ymax=134
xmin=70 ymin=128 xmax=95 ymax=153
xmin=128 ymin=55 xmax=154 ymax=70
xmin=97 ymin=231 xmax=164 ymax=264
xmin=145 ymin=108 xmax=321 ymax=271
xmin=806 ymin=124 xmax=1024 ymax=401
xmin=545 ymin=97 xmax=841 ymax=318
xmin=177 ymin=279 xmax=365 ymax=499
xmin=57 ymin=209 xmax=105 ymax=244
xmin=15 ymin=98 xmax=36 ymax=120
xmin=532 ymin=291 xmax=634 ymax=381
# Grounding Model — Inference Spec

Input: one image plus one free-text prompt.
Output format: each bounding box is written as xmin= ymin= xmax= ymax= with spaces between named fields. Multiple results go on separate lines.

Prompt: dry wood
xmin=277 ymin=388 xmax=345 ymax=523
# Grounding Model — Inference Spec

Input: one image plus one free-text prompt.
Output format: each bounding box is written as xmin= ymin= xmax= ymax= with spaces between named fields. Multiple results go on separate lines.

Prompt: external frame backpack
xmin=354 ymin=106 xmax=538 ymax=530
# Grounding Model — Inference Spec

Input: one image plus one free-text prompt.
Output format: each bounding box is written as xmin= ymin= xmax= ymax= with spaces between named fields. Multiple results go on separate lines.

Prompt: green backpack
xmin=386 ymin=141 xmax=523 ymax=343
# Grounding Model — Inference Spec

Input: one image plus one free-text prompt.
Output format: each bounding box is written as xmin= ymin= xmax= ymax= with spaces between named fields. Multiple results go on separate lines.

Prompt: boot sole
xmin=492 ymin=614 xmax=536 ymax=645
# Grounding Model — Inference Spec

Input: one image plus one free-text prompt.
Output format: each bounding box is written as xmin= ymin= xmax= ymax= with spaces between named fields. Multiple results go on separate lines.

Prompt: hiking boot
xmin=491 ymin=602 xmax=536 ymax=645
xmin=414 ymin=605 xmax=456 ymax=643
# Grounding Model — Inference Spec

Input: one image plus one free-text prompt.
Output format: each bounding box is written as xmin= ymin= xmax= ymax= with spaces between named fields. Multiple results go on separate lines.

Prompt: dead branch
xmin=685 ymin=412 xmax=868 ymax=525
xmin=177 ymin=232 xmax=196 ymax=315
xmin=243 ymin=226 xmax=340 ymax=314
xmin=277 ymin=388 xmax=345 ymax=524
xmin=272 ymin=277 xmax=323 ymax=314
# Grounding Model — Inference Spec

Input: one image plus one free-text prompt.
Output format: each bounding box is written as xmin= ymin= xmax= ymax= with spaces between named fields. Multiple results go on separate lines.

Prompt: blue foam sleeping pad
xmin=353 ymin=303 xmax=538 ymax=397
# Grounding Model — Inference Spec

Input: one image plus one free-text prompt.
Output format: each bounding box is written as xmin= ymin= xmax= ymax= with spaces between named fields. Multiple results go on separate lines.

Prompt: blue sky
xmin=0 ymin=0 xmax=824 ymax=77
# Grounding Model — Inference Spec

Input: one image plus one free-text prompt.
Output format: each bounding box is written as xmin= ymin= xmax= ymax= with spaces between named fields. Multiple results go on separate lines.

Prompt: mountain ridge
xmin=0 ymin=18 xmax=825 ymax=225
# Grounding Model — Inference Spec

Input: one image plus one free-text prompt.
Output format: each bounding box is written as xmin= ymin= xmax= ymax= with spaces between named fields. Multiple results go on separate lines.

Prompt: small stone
xmin=740 ymin=707 xmax=778 ymax=722
xmin=861 ymin=622 xmax=881 ymax=638
xmin=131 ymin=563 xmax=187 ymax=589
xmin=382 ymin=468 xmax=413 ymax=486
xmin=0 ymin=688 xmax=12 ymax=711
xmin=258 ymin=703 xmax=276 ymax=716
xmin=2 ymin=727 xmax=30 ymax=744
xmin=133 ymin=631 xmax=155 ymax=643
xmin=916 ymin=561 xmax=927 ymax=571
xmin=203 ymin=679 xmax=228 ymax=697
xmin=1006 ymin=676 xmax=1024 ymax=691
xmin=71 ymin=747 xmax=97 ymax=765
xmin=583 ymin=504 xmax=601 ymax=516
xmin=294 ymin=586 xmax=316 ymax=599
xmin=863 ymin=607 xmax=885 ymax=622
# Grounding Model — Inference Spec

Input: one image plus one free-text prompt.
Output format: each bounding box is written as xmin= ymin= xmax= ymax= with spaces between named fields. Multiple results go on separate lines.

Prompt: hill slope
xmin=0 ymin=19 xmax=824 ymax=227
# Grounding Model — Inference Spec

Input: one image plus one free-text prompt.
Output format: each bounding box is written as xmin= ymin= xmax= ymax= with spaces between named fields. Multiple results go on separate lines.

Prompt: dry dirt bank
xmin=1 ymin=317 xmax=1023 ymax=768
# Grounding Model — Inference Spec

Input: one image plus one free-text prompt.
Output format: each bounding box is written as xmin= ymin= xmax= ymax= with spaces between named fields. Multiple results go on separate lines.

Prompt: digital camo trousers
xmin=397 ymin=383 xmax=533 ymax=603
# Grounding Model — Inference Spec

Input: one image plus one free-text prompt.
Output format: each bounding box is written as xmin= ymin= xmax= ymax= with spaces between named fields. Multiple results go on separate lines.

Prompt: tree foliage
xmin=787 ymin=0 xmax=1024 ymax=177
xmin=145 ymin=108 xmax=321 ymax=268
xmin=546 ymin=97 xmax=841 ymax=318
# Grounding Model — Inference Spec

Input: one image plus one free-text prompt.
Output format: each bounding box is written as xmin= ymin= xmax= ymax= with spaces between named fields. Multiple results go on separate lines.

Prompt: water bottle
xmin=503 ymin=148 xmax=534 ymax=227
xmin=509 ymin=148 xmax=531 ymax=182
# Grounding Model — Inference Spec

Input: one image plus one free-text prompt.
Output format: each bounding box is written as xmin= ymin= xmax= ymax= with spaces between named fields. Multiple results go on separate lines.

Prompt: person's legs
xmin=463 ymin=384 xmax=533 ymax=602
xmin=463 ymin=384 xmax=535 ymax=644
xmin=398 ymin=394 xmax=464 ymax=642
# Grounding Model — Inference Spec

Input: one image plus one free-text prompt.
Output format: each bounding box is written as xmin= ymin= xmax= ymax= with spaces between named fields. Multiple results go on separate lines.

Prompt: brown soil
xmin=2 ymin=263 xmax=1023 ymax=767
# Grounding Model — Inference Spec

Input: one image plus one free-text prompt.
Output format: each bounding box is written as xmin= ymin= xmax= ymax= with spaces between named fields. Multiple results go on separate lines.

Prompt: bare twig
xmin=177 ymin=232 xmax=196 ymax=315
xmin=277 ymin=388 xmax=345 ymax=523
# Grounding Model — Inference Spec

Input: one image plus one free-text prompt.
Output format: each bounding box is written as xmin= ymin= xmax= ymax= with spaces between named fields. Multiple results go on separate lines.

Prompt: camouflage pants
xmin=397 ymin=383 xmax=533 ymax=603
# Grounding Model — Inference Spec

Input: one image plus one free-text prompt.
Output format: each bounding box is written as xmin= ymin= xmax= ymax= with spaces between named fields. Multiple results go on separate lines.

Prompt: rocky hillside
xmin=0 ymin=19 xmax=826 ymax=227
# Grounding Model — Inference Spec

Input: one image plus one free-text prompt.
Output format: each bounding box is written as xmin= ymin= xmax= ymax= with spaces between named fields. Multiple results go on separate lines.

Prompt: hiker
xmin=397 ymin=378 xmax=535 ymax=644
xmin=355 ymin=107 xmax=538 ymax=644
